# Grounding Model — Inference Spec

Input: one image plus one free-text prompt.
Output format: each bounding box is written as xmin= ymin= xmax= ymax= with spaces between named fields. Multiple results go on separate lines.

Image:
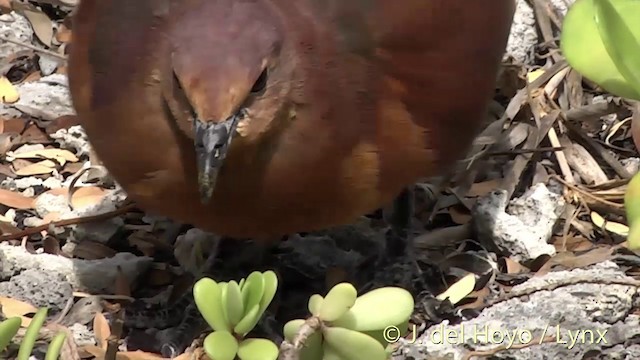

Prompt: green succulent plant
xmin=283 ymin=283 xmax=414 ymax=360
xmin=0 ymin=307 xmax=67 ymax=360
xmin=194 ymin=270 xmax=279 ymax=360
xmin=561 ymin=0 xmax=640 ymax=99
xmin=561 ymin=0 xmax=640 ymax=249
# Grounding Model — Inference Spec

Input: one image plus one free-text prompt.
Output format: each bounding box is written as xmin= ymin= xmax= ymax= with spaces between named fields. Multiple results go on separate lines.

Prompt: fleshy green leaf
xmin=323 ymin=327 xmax=386 ymax=360
xmin=224 ymin=280 xmax=245 ymax=327
xmin=308 ymin=294 xmax=323 ymax=317
xmin=333 ymin=287 xmax=414 ymax=331
xmin=626 ymin=172 xmax=640 ymax=249
xmin=203 ymin=331 xmax=239 ymax=360
xmin=283 ymin=319 xmax=306 ymax=342
xmin=219 ymin=282 xmax=231 ymax=328
xmin=593 ymin=0 xmax=640 ymax=95
xmin=283 ymin=319 xmax=323 ymax=360
xmin=0 ymin=317 xmax=21 ymax=351
xmin=233 ymin=303 xmax=260 ymax=336
xmin=321 ymin=343 xmax=342 ymax=360
xmin=242 ymin=272 xmax=265 ymax=312
xmin=258 ymin=271 xmax=278 ymax=316
xmin=561 ymin=0 xmax=640 ymax=99
xmin=44 ymin=332 xmax=67 ymax=360
xmin=194 ymin=278 xmax=231 ymax=331
xmin=319 ymin=283 xmax=357 ymax=322
xmin=362 ymin=320 xmax=410 ymax=348
xmin=237 ymin=338 xmax=279 ymax=360
xmin=17 ymin=307 xmax=48 ymax=360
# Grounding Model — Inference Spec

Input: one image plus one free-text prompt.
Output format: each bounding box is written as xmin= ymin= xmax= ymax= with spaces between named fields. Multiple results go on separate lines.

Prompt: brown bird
xmin=68 ymin=0 xmax=514 ymax=239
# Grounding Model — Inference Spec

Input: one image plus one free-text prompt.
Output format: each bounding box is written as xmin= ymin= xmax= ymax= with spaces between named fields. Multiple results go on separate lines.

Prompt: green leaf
xmin=17 ymin=307 xmax=48 ymax=360
xmin=258 ymin=271 xmax=278 ymax=316
xmin=224 ymin=280 xmax=245 ymax=327
xmin=203 ymin=331 xmax=239 ymax=360
xmin=323 ymin=327 xmax=386 ymax=360
xmin=44 ymin=332 xmax=67 ymax=360
xmin=561 ymin=0 xmax=640 ymax=99
xmin=319 ymin=283 xmax=357 ymax=322
xmin=626 ymin=172 xmax=640 ymax=249
xmin=333 ymin=287 xmax=414 ymax=331
xmin=237 ymin=338 xmax=279 ymax=360
xmin=283 ymin=320 xmax=323 ymax=360
xmin=308 ymin=294 xmax=323 ymax=317
xmin=219 ymin=282 xmax=231 ymax=328
xmin=362 ymin=320 xmax=410 ymax=347
xmin=194 ymin=278 xmax=231 ymax=331
xmin=593 ymin=0 xmax=640 ymax=95
xmin=283 ymin=319 xmax=305 ymax=342
xmin=0 ymin=317 xmax=21 ymax=351
xmin=242 ymin=272 xmax=265 ymax=312
xmin=321 ymin=343 xmax=342 ymax=360
xmin=233 ymin=303 xmax=260 ymax=336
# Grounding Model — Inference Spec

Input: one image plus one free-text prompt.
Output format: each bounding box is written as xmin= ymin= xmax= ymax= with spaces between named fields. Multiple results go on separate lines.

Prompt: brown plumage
xmin=68 ymin=0 xmax=514 ymax=238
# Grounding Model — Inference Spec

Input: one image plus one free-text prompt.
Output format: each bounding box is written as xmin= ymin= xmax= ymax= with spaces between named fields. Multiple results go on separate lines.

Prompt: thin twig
xmin=0 ymin=35 xmax=66 ymax=61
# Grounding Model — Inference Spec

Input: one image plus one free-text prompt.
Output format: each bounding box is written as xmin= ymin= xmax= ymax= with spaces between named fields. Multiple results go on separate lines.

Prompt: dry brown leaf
xmin=83 ymin=346 xmax=168 ymax=360
xmin=37 ymin=186 xmax=108 ymax=209
xmin=0 ymin=188 xmax=34 ymax=209
xmin=590 ymin=211 xmax=628 ymax=236
xmin=499 ymin=257 xmax=527 ymax=274
xmin=72 ymin=240 xmax=117 ymax=260
xmin=174 ymin=352 xmax=195 ymax=360
xmin=457 ymin=286 xmax=491 ymax=311
xmin=42 ymin=235 xmax=61 ymax=255
xmin=146 ymin=267 xmax=173 ymax=287
xmin=562 ymin=140 xmax=608 ymax=184
xmin=9 ymin=148 xmax=79 ymax=163
xmin=0 ymin=76 xmax=19 ymax=103
xmin=0 ymin=296 xmax=38 ymax=326
xmin=42 ymin=211 xmax=62 ymax=223
xmin=436 ymin=273 xmax=476 ymax=305
xmin=127 ymin=232 xmax=157 ymax=257
xmin=69 ymin=186 xmax=108 ymax=208
xmin=61 ymin=161 xmax=84 ymax=175
xmin=467 ymin=179 xmax=501 ymax=197
xmin=56 ymin=22 xmax=72 ymax=43
xmin=93 ymin=312 xmax=110 ymax=349
xmin=0 ymin=0 xmax=12 ymax=13
xmin=448 ymin=204 xmax=472 ymax=224
xmin=2 ymin=118 xmax=27 ymax=134
xmin=116 ymin=351 xmax=169 ymax=360
xmin=13 ymin=159 xmax=56 ymax=175
xmin=0 ymin=133 xmax=13 ymax=156
xmin=21 ymin=71 xmax=42 ymax=83
xmin=552 ymin=235 xmax=594 ymax=252
xmin=605 ymin=118 xmax=631 ymax=145
xmin=535 ymin=247 xmax=615 ymax=276
xmin=0 ymin=219 xmax=21 ymax=235
xmin=46 ymin=114 xmax=81 ymax=134
xmin=20 ymin=7 xmax=54 ymax=47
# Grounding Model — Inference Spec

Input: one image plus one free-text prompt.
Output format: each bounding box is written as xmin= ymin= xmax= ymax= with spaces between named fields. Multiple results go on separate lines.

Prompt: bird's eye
xmin=250 ymin=69 xmax=268 ymax=93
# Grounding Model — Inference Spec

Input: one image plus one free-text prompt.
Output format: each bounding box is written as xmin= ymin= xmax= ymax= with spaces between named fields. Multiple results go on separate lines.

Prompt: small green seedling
xmin=0 ymin=307 xmax=67 ymax=360
xmin=193 ymin=271 xmax=279 ymax=360
xmin=283 ymin=283 xmax=414 ymax=360
xmin=562 ymin=0 xmax=640 ymax=249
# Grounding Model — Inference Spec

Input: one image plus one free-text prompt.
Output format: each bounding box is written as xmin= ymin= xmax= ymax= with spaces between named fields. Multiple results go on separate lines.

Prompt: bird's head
xmin=167 ymin=0 xmax=295 ymax=204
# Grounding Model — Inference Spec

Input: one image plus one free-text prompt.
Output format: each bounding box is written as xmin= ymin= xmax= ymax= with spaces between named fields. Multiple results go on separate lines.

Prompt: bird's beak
xmin=194 ymin=114 xmax=240 ymax=204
